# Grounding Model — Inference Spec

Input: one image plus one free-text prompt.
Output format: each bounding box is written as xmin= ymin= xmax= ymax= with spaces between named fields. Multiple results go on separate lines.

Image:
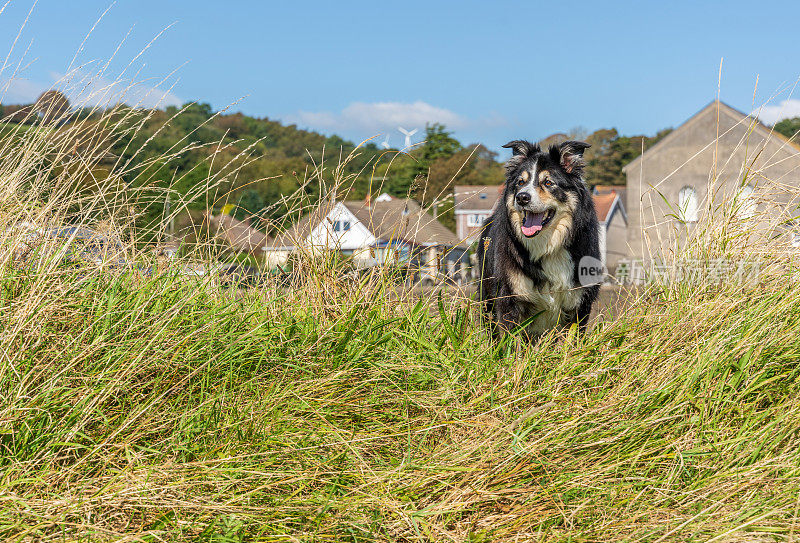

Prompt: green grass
xmin=0 ymin=121 xmax=43 ymax=138
xmin=2 ymin=263 xmax=800 ymax=542
xmin=1 ymin=66 xmax=797 ymax=540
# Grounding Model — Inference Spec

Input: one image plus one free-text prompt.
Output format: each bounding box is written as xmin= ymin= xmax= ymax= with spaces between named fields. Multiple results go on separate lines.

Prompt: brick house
xmin=453 ymin=185 xmax=502 ymax=245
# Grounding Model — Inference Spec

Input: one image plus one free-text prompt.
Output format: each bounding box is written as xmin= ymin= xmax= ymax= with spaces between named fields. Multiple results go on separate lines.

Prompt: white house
xmin=265 ymin=193 xmax=469 ymax=278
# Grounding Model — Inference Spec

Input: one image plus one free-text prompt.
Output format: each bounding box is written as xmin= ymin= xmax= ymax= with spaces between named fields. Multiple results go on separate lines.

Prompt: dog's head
xmin=501 ymin=139 xmax=590 ymax=241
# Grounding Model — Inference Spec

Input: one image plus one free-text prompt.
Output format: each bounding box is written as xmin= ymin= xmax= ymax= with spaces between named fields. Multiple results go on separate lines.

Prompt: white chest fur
xmin=507 ymin=248 xmax=583 ymax=332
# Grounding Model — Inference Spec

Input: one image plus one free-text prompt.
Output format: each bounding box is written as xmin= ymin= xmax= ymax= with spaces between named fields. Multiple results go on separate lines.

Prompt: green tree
xmin=584 ymin=128 xmax=621 ymax=185
xmin=774 ymin=117 xmax=800 ymax=140
xmin=583 ymin=127 xmax=673 ymax=187
xmin=401 ymin=123 xmax=463 ymax=201
xmin=419 ymin=123 xmax=462 ymax=164
xmin=235 ymin=188 xmax=266 ymax=220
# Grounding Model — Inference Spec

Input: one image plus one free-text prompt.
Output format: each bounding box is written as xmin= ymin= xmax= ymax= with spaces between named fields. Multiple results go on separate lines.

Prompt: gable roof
xmin=454 ymin=185 xmax=502 ymax=212
xmin=207 ymin=213 xmax=270 ymax=253
xmin=623 ymin=100 xmax=800 ymax=173
xmin=592 ymin=191 xmax=624 ymax=224
xmin=269 ymin=202 xmax=334 ymax=249
xmin=269 ymin=196 xmax=465 ymax=250
xmin=344 ymin=198 xmax=463 ymax=247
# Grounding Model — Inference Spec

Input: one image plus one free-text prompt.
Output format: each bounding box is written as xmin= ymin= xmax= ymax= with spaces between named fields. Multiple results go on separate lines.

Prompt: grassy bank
xmin=1 ymin=262 xmax=800 ymax=541
xmin=0 ymin=46 xmax=797 ymax=541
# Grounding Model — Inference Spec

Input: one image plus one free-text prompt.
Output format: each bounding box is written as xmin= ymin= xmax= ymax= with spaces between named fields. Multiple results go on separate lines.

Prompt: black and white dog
xmin=477 ymin=140 xmax=600 ymax=338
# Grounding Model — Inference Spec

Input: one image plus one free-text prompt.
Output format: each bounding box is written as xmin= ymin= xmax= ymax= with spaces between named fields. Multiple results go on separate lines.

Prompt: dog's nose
xmin=516 ymin=192 xmax=531 ymax=206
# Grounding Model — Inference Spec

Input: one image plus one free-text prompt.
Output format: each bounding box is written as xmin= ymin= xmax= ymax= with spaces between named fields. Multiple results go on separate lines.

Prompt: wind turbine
xmin=398 ymin=127 xmax=418 ymax=150
xmin=381 ymin=134 xmax=390 ymax=149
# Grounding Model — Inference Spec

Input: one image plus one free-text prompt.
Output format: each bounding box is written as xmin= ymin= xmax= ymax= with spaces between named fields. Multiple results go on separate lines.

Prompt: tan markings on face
xmin=565 ymin=192 xmax=578 ymax=212
xmin=538 ymin=171 xmax=551 ymax=183
xmin=506 ymin=193 xmax=521 ymax=226
xmin=519 ymin=170 xmax=530 ymax=182
xmin=535 ymin=184 xmax=557 ymax=206
xmin=507 ymin=188 xmax=577 ymax=260
xmin=507 ymin=175 xmax=581 ymax=261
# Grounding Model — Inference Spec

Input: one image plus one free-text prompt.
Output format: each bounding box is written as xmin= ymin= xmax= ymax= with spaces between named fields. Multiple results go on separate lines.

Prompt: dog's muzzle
xmin=515 ymin=191 xmax=555 ymax=237
xmin=520 ymin=209 xmax=555 ymax=237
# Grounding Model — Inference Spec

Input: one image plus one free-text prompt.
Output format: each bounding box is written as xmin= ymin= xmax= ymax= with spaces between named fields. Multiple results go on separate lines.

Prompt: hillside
xmin=2 ymin=95 xmax=673 ymax=238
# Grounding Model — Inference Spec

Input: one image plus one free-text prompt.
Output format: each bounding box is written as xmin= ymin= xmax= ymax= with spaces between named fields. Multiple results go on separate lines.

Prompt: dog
xmin=477 ymin=139 xmax=601 ymax=338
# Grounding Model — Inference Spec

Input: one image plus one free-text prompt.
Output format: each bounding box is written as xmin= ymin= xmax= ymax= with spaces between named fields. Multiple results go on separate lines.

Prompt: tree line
xmin=1 ymin=91 xmax=690 ymax=237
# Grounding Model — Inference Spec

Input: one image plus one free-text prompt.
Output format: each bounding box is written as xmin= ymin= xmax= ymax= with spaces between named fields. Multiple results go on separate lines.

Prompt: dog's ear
xmin=559 ymin=140 xmax=591 ymax=175
xmin=502 ymin=140 xmax=538 ymax=157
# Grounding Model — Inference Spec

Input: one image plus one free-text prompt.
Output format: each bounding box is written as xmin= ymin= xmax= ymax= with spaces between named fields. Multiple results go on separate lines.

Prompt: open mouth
xmin=521 ymin=209 xmax=555 ymax=237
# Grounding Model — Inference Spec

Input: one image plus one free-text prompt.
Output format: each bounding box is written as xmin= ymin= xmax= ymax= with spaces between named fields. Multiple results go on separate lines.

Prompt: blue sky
xmin=1 ymin=1 xmax=799 ymax=153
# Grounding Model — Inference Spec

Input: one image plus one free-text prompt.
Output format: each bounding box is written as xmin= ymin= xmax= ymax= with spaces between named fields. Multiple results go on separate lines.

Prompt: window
xmin=333 ymin=220 xmax=351 ymax=232
xmin=466 ymin=214 xmax=485 ymax=227
xmin=678 ymin=186 xmax=698 ymax=222
xmin=736 ymin=185 xmax=756 ymax=219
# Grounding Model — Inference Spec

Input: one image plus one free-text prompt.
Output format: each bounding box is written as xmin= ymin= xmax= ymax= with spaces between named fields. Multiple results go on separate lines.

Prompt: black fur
xmin=477 ymin=139 xmax=600 ymax=338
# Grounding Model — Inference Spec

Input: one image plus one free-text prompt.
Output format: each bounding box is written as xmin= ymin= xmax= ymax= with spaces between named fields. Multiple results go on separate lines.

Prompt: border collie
xmin=477 ymin=140 xmax=600 ymax=338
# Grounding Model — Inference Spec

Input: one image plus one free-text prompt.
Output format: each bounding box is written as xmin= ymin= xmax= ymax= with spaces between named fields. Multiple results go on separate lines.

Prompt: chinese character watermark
xmin=611 ymin=258 xmax=761 ymax=285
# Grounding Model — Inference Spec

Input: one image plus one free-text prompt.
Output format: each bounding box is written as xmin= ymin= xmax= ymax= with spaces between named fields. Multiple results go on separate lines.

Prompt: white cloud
xmin=757 ymin=99 xmax=800 ymax=125
xmin=0 ymin=78 xmax=49 ymax=104
xmin=51 ymin=70 xmax=182 ymax=110
xmin=288 ymin=100 xmax=504 ymax=139
xmin=0 ymin=69 xmax=181 ymax=110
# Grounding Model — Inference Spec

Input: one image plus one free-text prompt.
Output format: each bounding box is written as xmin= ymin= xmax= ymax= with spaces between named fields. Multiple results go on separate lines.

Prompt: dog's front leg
xmin=575 ymin=285 xmax=598 ymax=333
xmin=494 ymin=289 xmax=525 ymax=337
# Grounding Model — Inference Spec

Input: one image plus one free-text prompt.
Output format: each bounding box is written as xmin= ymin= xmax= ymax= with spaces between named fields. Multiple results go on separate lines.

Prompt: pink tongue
xmin=521 ymin=211 xmax=545 ymax=237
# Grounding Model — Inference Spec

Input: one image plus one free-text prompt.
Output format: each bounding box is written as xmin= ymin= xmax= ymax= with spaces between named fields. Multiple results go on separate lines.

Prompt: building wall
xmin=625 ymin=104 xmax=800 ymax=261
xmin=307 ymin=202 xmax=375 ymax=251
xmin=605 ymin=210 xmax=628 ymax=272
xmin=455 ymin=211 xmax=491 ymax=245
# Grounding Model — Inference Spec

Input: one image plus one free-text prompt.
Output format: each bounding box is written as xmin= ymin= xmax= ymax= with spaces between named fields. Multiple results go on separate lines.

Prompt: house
xmin=453 ymin=185 xmax=502 ymax=244
xmin=592 ymin=189 xmax=628 ymax=271
xmin=16 ymin=225 xmax=128 ymax=269
xmin=594 ymin=184 xmax=627 ymax=208
xmin=623 ymin=100 xmax=800 ymax=261
xmin=206 ymin=213 xmax=270 ymax=257
xmin=265 ymin=193 xmax=469 ymax=279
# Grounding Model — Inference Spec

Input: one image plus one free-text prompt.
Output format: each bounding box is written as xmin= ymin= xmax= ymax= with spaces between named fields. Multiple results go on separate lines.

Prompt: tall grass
xmin=4 ymin=242 xmax=800 ymax=541
xmin=3 ymin=22 xmax=800 ymax=543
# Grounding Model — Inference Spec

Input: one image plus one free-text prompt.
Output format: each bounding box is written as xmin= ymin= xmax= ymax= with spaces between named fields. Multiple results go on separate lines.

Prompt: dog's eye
xmin=541 ymin=178 xmax=553 ymax=188
xmin=517 ymin=177 xmax=526 ymax=187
